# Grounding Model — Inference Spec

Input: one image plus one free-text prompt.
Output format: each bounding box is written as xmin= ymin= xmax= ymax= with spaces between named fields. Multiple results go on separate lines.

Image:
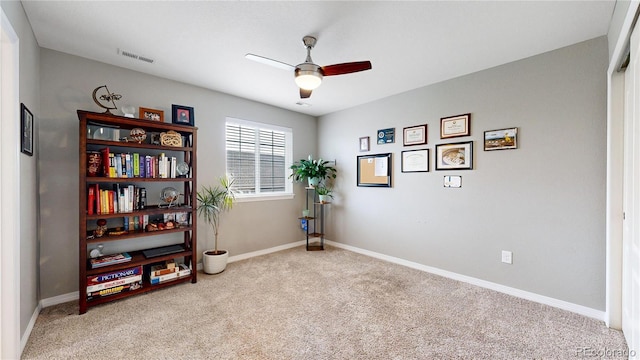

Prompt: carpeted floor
xmin=22 ymin=246 xmax=628 ymax=359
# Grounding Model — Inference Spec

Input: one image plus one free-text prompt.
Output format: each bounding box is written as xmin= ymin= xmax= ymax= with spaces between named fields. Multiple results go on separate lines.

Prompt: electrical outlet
xmin=501 ymin=250 xmax=513 ymax=264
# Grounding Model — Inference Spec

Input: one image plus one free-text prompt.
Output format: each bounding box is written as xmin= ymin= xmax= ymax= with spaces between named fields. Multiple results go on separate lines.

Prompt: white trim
xmin=1 ymin=8 xmax=21 ymax=360
xmin=41 ymin=239 xmax=604 ymax=323
xmin=326 ymin=240 xmax=605 ymax=321
xmin=228 ymin=240 xmax=305 ymax=263
xmin=606 ymin=0 xmax=640 ymax=330
xmin=21 ymin=304 xmax=41 ymax=353
xmin=40 ymin=292 xmax=79 ymax=309
xmin=234 ymin=193 xmax=294 ymax=203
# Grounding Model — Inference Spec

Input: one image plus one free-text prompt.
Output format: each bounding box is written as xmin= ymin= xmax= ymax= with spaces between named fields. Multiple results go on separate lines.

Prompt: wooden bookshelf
xmin=78 ymin=110 xmax=198 ymax=314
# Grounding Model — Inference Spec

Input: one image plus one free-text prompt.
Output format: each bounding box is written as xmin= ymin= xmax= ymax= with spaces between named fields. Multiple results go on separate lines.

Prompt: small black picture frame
xmin=172 ymin=105 xmax=194 ymax=126
xmin=21 ymin=103 xmax=33 ymax=156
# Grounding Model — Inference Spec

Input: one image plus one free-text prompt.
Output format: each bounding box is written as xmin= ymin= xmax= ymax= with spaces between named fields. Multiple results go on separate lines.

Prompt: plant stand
xmin=299 ymin=187 xmax=328 ymax=251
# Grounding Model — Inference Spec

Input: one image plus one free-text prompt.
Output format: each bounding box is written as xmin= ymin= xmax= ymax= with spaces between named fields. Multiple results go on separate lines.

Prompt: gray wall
xmin=318 ymin=37 xmax=608 ymax=310
xmin=1 ymin=0 xmax=40 ymax=339
xmin=38 ymin=49 xmax=316 ymax=299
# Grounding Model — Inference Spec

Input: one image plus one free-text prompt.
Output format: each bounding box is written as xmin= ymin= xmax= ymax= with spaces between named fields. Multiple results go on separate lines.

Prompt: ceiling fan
xmin=246 ymin=36 xmax=372 ymax=99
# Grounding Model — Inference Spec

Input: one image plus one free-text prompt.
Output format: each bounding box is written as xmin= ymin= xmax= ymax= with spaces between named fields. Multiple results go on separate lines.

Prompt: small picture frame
xmin=440 ymin=113 xmax=470 ymax=139
xmin=21 ymin=103 xmax=33 ymax=156
xmin=484 ymin=127 xmax=518 ymax=151
xmin=435 ymin=141 xmax=473 ymax=170
xmin=403 ymin=124 xmax=427 ymax=146
xmin=139 ymin=107 xmax=164 ymax=122
xmin=377 ymin=128 xmax=395 ymax=144
xmin=172 ymin=105 xmax=194 ymax=126
xmin=359 ymin=136 xmax=370 ymax=152
xmin=401 ymin=149 xmax=429 ymax=172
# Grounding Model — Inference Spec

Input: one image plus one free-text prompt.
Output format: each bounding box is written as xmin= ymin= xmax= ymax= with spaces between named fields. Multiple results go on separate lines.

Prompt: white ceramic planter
xmin=308 ymin=177 xmax=320 ymax=187
xmin=202 ymin=250 xmax=228 ymax=274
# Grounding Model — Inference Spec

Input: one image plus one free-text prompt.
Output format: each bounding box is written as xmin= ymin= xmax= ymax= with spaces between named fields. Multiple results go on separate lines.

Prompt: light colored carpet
xmin=22 ymin=246 xmax=627 ymax=359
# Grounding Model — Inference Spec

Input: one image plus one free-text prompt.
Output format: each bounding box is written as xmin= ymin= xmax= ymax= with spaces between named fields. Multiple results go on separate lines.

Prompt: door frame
xmin=0 ymin=7 xmax=21 ymax=360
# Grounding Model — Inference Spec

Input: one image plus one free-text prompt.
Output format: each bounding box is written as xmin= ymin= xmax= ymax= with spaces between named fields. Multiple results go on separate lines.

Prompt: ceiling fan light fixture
xmin=295 ymin=63 xmax=323 ymax=90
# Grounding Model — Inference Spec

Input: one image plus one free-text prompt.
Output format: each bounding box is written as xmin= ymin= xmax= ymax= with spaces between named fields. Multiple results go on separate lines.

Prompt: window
xmin=225 ymin=118 xmax=293 ymax=200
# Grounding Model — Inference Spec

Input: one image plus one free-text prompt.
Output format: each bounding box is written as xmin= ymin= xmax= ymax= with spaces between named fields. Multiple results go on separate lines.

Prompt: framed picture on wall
xmin=21 ymin=103 xmax=33 ymax=156
xmin=403 ymin=124 xmax=427 ymax=146
xmin=484 ymin=127 xmax=518 ymax=151
xmin=440 ymin=113 xmax=470 ymax=139
xmin=172 ymin=105 xmax=194 ymax=126
xmin=359 ymin=136 xmax=370 ymax=152
xmin=401 ymin=149 xmax=429 ymax=172
xmin=435 ymin=141 xmax=473 ymax=170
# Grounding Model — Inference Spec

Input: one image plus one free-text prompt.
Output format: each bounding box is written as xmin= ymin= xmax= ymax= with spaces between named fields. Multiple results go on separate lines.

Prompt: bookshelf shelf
xmin=78 ymin=110 xmax=198 ymax=314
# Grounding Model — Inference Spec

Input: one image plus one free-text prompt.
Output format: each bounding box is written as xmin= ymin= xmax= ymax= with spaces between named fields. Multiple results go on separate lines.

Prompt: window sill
xmin=234 ymin=193 xmax=295 ymax=203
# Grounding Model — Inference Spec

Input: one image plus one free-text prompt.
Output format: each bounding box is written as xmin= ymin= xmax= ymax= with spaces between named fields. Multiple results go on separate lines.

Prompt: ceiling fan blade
xmin=321 ymin=61 xmax=372 ymax=76
xmin=245 ymin=53 xmax=294 ymax=71
xmin=300 ymin=89 xmax=312 ymax=99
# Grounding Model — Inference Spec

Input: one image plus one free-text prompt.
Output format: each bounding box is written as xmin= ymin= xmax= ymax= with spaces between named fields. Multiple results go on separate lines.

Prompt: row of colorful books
xmin=86 ymin=262 xmax=192 ymax=301
xmin=88 ymin=184 xmax=147 ymax=215
xmin=97 ymin=147 xmax=180 ymax=179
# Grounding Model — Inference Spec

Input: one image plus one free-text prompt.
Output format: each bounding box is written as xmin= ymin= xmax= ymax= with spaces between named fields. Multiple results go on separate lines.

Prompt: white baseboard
xmin=41 ymin=241 xmax=308 ymax=307
xmin=21 ymin=302 xmax=41 ymax=353
xmin=39 ymin=239 xmax=603 ymax=322
xmin=325 ymin=240 xmax=605 ymax=321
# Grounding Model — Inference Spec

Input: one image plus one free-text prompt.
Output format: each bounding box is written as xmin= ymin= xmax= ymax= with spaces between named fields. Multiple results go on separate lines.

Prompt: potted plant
xmin=289 ymin=155 xmax=337 ymax=187
xmin=197 ymin=175 xmax=236 ymax=274
xmin=315 ymin=185 xmax=333 ymax=203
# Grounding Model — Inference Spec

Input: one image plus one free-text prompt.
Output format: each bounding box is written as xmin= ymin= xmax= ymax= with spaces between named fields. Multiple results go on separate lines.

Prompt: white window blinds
xmin=226 ymin=119 xmax=292 ymax=197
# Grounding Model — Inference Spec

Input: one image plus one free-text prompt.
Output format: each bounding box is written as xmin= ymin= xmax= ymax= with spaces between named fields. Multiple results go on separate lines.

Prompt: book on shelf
xmin=86 ymin=274 xmax=142 ymax=293
xmin=87 ymin=265 xmax=142 ymax=285
xmin=86 ymin=281 xmax=142 ymax=300
xmin=89 ymin=252 xmax=132 ymax=269
xmin=149 ymin=264 xmax=191 ymax=285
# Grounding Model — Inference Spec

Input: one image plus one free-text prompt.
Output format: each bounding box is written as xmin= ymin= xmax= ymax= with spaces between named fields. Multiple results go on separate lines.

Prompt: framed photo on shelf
xmin=357 ymin=153 xmax=392 ymax=187
xmin=484 ymin=127 xmax=518 ymax=151
xmin=172 ymin=105 xmax=194 ymax=126
xmin=359 ymin=136 xmax=370 ymax=152
xmin=401 ymin=149 xmax=429 ymax=172
xmin=403 ymin=124 xmax=427 ymax=146
xmin=440 ymin=113 xmax=470 ymax=139
xmin=139 ymin=107 xmax=164 ymax=122
xmin=435 ymin=141 xmax=473 ymax=170
xmin=21 ymin=103 xmax=33 ymax=156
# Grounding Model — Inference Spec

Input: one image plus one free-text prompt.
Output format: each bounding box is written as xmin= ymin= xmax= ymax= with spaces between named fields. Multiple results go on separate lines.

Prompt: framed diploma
xmin=435 ymin=141 xmax=473 ymax=170
xmin=440 ymin=113 xmax=470 ymax=139
xmin=401 ymin=149 xmax=429 ymax=172
xmin=403 ymin=124 xmax=427 ymax=146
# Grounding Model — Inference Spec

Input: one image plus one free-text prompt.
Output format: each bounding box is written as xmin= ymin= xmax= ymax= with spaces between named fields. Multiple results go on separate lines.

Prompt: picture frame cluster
xmin=358 ymin=112 xmax=519 ymax=184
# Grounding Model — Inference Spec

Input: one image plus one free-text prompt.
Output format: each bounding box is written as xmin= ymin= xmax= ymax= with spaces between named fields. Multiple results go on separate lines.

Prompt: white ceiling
xmin=21 ymin=1 xmax=615 ymax=117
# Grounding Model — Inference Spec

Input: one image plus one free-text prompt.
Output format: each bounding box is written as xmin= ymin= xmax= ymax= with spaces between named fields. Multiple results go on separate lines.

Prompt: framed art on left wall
xmin=21 ymin=103 xmax=33 ymax=156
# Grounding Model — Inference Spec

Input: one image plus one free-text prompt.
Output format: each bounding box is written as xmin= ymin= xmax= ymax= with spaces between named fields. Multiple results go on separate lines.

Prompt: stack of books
xmin=86 ymin=265 xmax=143 ymax=300
xmin=148 ymin=261 xmax=191 ymax=285
xmin=89 ymin=252 xmax=132 ymax=269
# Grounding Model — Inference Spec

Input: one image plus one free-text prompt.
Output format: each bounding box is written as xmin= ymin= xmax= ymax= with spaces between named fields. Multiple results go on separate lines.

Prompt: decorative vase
xmin=203 ymin=250 xmax=228 ymax=274
xmin=308 ymin=177 xmax=320 ymax=187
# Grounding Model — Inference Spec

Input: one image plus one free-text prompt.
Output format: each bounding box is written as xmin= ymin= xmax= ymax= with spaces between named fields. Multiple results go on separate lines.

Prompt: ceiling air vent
xmin=117 ymin=48 xmax=154 ymax=64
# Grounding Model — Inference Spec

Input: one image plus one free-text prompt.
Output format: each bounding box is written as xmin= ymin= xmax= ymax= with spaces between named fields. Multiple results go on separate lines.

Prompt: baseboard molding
xmin=39 ymin=239 xmax=603 ymax=322
xmin=41 ymin=241 xmax=308 ymax=307
xmin=21 ymin=302 xmax=41 ymax=354
xmin=326 ymin=240 xmax=605 ymax=321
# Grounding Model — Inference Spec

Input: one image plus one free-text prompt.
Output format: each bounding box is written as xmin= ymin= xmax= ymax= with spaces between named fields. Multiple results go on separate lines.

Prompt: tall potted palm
xmin=197 ymin=175 xmax=236 ymax=274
